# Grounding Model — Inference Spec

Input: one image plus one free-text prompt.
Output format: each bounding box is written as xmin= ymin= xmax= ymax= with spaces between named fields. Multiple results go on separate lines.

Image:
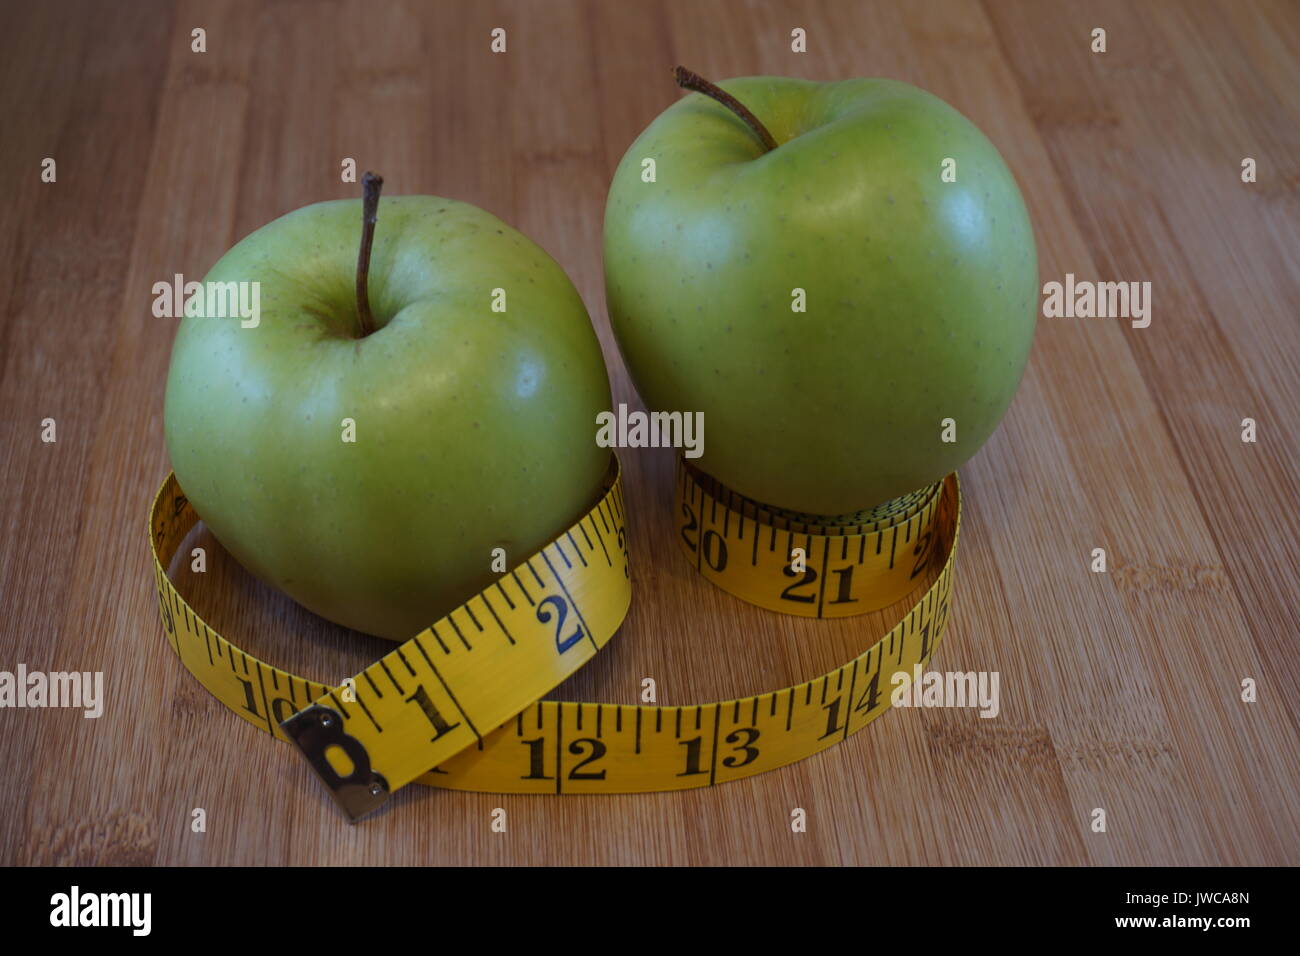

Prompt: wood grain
xmin=1 ymin=0 xmax=1296 ymax=866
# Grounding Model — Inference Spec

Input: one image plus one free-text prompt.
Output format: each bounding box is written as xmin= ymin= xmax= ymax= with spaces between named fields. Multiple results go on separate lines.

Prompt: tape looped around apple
xmin=148 ymin=453 xmax=961 ymax=820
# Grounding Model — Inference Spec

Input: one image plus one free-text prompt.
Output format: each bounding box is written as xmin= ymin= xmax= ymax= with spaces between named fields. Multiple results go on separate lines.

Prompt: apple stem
xmin=674 ymin=66 xmax=778 ymax=153
xmin=355 ymin=171 xmax=383 ymax=338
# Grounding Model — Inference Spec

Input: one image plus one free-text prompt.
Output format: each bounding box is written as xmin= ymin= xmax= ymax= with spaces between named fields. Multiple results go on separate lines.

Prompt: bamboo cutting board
xmin=0 ymin=0 xmax=1296 ymax=866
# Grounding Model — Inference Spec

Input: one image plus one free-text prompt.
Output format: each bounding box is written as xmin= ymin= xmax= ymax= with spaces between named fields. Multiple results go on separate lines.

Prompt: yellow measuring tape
xmin=149 ymin=454 xmax=961 ymax=820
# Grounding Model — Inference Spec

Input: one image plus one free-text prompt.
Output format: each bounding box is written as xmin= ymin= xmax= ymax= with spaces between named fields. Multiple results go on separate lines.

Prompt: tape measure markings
xmin=149 ymin=453 xmax=960 ymax=817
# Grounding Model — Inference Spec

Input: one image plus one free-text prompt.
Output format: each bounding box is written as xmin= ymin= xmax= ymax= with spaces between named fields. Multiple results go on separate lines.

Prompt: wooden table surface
xmin=2 ymin=0 xmax=1296 ymax=866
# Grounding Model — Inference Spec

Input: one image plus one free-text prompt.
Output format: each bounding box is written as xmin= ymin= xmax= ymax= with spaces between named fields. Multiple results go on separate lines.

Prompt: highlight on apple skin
xmin=603 ymin=74 xmax=1038 ymax=515
xmin=164 ymin=192 xmax=612 ymax=641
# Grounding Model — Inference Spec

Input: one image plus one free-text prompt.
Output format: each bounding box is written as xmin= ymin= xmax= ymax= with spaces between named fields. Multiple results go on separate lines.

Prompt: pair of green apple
xmin=164 ymin=72 xmax=1037 ymax=641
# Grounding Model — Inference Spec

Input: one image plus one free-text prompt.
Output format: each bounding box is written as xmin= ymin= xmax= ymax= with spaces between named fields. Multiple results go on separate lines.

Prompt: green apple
xmin=165 ymin=177 xmax=611 ymax=641
xmin=604 ymin=70 xmax=1037 ymax=514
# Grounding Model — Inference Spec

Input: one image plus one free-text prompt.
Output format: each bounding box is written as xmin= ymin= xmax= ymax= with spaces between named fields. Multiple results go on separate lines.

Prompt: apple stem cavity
xmin=674 ymin=66 xmax=778 ymax=153
xmin=355 ymin=171 xmax=384 ymax=338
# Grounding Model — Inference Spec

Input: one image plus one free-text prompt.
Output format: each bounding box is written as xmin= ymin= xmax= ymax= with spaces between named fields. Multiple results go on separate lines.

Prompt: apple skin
xmin=165 ymin=196 xmax=611 ymax=641
xmin=604 ymin=76 xmax=1037 ymax=513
